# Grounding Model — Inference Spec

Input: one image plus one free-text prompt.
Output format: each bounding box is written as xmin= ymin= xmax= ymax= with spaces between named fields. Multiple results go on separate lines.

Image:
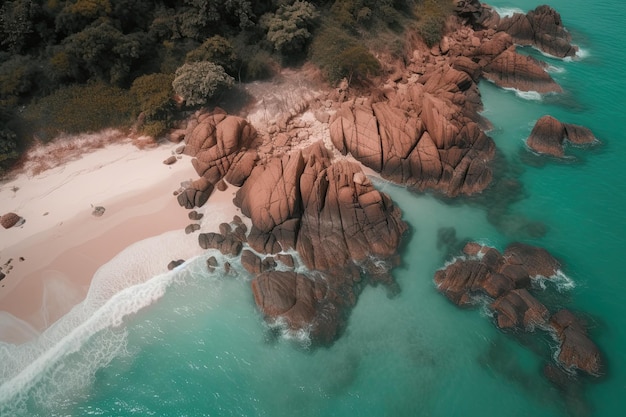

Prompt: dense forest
xmin=0 ymin=0 xmax=452 ymax=172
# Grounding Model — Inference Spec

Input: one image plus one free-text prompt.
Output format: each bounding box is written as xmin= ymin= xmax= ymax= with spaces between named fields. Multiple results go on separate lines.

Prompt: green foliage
xmin=310 ymin=24 xmax=379 ymax=85
xmin=172 ymin=0 xmax=255 ymax=41
xmin=0 ymin=0 xmax=40 ymax=53
xmin=131 ymin=73 xmax=175 ymax=120
xmin=55 ymin=0 xmax=112 ymax=36
xmin=130 ymin=73 xmax=175 ymax=137
xmin=185 ymin=36 xmax=239 ymax=75
xmin=0 ymin=127 xmax=19 ymax=164
xmin=61 ymin=22 xmax=152 ymax=84
xmin=172 ymin=61 xmax=234 ymax=107
xmin=22 ymin=82 xmax=137 ymax=140
xmin=0 ymin=54 xmax=40 ymax=107
xmin=260 ymin=1 xmax=319 ymax=55
xmin=329 ymin=0 xmax=404 ymax=29
xmin=337 ymin=45 xmax=381 ymax=83
xmin=415 ymin=0 xmax=453 ymax=47
xmin=243 ymin=50 xmax=276 ymax=81
xmin=140 ymin=120 xmax=168 ymax=138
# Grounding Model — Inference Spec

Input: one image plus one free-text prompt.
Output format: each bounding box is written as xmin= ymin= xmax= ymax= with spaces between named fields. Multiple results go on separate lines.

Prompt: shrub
xmin=131 ymin=73 xmax=175 ymax=120
xmin=0 ymin=127 xmax=19 ymax=164
xmin=185 ymin=35 xmax=239 ymax=75
xmin=310 ymin=25 xmax=379 ymax=85
xmin=172 ymin=61 xmax=234 ymax=107
xmin=337 ymin=45 xmax=381 ymax=83
xmin=260 ymin=1 xmax=319 ymax=55
xmin=131 ymin=73 xmax=175 ymax=137
xmin=415 ymin=0 xmax=453 ymax=47
xmin=22 ymin=82 xmax=137 ymax=141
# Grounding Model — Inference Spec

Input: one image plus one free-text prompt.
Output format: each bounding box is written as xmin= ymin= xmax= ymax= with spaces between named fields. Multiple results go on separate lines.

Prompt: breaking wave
xmin=493 ymin=6 xmax=524 ymax=17
xmin=0 ymin=230 xmax=202 ymax=415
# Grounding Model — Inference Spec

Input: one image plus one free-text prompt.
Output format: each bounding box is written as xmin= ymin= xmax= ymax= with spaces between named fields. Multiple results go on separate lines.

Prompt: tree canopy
xmin=0 ymin=0 xmax=450 ymax=172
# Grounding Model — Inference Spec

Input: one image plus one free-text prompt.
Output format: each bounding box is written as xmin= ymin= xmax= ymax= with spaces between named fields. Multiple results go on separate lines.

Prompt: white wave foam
xmin=0 ymin=270 xmax=173 ymax=413
xmin=266 ymin=317 xmax=312 ymax=349
xmin=502 ymin=87 xmax=543 ymax=101
xmin=546 ymin=65 xmax=566 ymax=74
xmin=493 ymin=7 xmax=524 ymax=18
xmin=532 ymin=269 xmax=576 ymax=292
xmin=574 ymin=47 xmax=590 ymax=60
xmin=0 ymin=229 xmax=203 ymax=414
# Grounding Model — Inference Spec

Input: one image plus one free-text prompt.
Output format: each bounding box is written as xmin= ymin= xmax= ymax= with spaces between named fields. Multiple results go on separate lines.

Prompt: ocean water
xmin=2 ymin=1 xmax=626 ymax=415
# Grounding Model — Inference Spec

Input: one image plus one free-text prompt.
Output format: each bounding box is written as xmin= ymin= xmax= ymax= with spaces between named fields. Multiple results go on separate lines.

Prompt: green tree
xmin=172 ymin=61 xmax=234 ymax=106
xmin=131 ymin=73 xmax=175 ymax=136
xmin=260 ymin=1 xmax=318 ymax=55
xmin=0 ymin=127 xmax=19 ymax=165
xmin=185 ymin=35 xmax=239 ymax=76
xmin=0 ymin=0 xmax=39 ymax=53
xmin=55 ymin=0 xmax=112 ymax=36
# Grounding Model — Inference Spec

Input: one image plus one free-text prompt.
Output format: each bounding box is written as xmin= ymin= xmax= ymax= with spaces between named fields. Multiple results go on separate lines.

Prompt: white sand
xmin=0 ymin=137 xmax=239 ymax=343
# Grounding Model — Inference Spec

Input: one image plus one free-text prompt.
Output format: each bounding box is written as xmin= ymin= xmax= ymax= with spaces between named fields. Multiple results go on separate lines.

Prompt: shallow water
xmin=2 ymin=1 xmax=626 ymax=415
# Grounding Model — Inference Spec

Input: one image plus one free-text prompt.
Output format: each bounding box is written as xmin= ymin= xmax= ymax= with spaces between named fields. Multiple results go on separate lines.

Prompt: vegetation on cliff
xmin=0 ymin=0 xmax=453 ymax=173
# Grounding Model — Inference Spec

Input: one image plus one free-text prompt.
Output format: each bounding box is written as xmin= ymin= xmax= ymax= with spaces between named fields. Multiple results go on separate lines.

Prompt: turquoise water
xmin=2 ymin=1 xmax=626 ymax=415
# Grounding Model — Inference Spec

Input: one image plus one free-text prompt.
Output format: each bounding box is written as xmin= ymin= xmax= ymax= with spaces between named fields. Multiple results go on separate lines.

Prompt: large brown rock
xmin=550 ymin=309 xmax=603 ymax=376
xmin=498 ymin=5 xmax=578 ymax=58
xmin=490 ymin=288 xmax=549 ymax=329
xmin=526 ymin=115 xmax=599 ymax=157
xmin=329 ymin=65 xmax=495 ymax=197
xmin=483 ymin=47 xmax=562 ymax=93
xmin=503 ymin=242 xmax=561 ymax=278
xmin=177 ymin=109 xmax=257 ymax=208
xmin=1 ymin=212 xmax=22 ymax=229
xmin=251 ymin=271 xmax=327 ymax=336
xmin=526 ymin=115 xmax=566 ymax=157
xmin=234 ymin=142 xmax=406 ymax=342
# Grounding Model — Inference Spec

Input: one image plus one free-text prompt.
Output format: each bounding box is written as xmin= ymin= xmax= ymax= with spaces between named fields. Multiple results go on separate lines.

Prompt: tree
xmin=260 ymin=1 xmax=318 ymax=55
xmin=185 ymin=35 xmax=239 ymax=76
xmin=172 ymin=61 xmax=234 ymax=106
xmin=131 ymin=73 xmax=176 ymax=136
xmin=0 ymin=127 xmax=19 ymax=165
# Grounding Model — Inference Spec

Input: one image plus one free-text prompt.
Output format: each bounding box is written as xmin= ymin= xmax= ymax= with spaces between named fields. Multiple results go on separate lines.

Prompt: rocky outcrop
xmin=435 ymin=242 xmax=602 ymax=377
xmin=482 ymin=47 xmax=562 ymax=93
xmin=330 ymin=65 xmax=495 ymax=197
xmin=550 ymin=309 xmax=603 ymax=376
xmin=527 ymin=115 xmax=598 ymax=157
xmin=455 ymin=1 xmax=578 ymax=58
xmin=498 ymin=5 xmax=578 ymax=58
xmin=176 ymin=108 xmax=258 ymax=208
xmin=235 ymin=142 xmax=407 ymax=342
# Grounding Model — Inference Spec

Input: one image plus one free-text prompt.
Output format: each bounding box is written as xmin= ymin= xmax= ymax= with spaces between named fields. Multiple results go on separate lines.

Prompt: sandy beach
xmin=0 ymin=135 xmax=238 ymax=344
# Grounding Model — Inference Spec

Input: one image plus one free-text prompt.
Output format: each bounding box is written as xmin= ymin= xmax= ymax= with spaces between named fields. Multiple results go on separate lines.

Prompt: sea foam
xmin=493 ymin=7 xmax=524 ymax=17
xmin=0 ymin=229 xmax=202 ymax=414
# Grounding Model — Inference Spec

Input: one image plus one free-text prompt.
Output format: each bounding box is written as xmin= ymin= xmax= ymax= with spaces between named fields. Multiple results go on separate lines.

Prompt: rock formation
xmin=435 ymin=242 xmax=603 ymax=377
xmin=498 ymin=5 xmax=578 ymax=58
xmin=176 ymin=108 xmax=258 ymax=209
xmin=526 ymin=115 xmax=598 ymax=157
xmin=232 ymin=142 xmax=407 ymax=342
xmin=329 ymin=66 xmax=495 ymax=197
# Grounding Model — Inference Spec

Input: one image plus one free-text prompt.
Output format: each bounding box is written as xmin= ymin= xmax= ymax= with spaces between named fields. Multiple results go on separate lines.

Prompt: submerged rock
xmin=436 ymin=242 xmax=603 ymax=378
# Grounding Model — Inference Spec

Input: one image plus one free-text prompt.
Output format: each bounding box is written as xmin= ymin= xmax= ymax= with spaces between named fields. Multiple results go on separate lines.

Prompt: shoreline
xmin=0 ymin=139 xmax=228 ymax=344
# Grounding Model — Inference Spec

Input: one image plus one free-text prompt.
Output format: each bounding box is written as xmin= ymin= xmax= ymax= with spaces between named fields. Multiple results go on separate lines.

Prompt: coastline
xmin=0 ymin=139 xmax=228 ymax=344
